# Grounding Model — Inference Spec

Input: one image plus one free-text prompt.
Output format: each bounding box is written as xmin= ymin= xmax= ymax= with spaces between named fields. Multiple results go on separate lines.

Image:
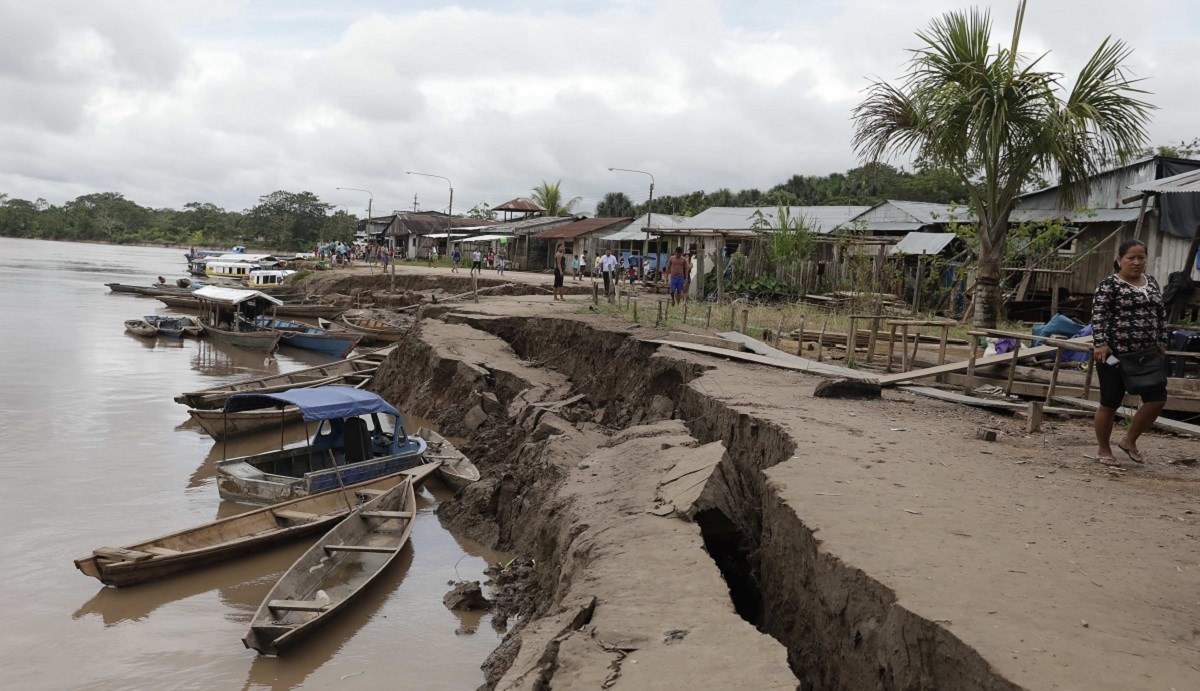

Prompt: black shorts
xmin=472 ymin=260 xmax=482 ymax=269
xmin=553 ymin=269 xmax=564 ymax=287
xmin=1097 ymin=361 xmax=1168 ymax=409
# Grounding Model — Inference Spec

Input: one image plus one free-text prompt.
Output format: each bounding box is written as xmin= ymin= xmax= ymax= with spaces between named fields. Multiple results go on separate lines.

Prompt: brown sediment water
xmin=0 ymin=238 xmax=504 ymax=689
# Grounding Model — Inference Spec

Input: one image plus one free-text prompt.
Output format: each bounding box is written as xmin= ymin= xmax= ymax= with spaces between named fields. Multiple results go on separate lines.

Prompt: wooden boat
xmin=72 ymin=464 xmax=438 ymax=588
xmin=143 ymin=315 xmax=201 ymax=338
xmin=215 ymin=386 xmax=428 ymax=504
xmin=336 ymin=314 xmax=410 ymax=343
xmin=205 ymin=322 xmax=282 ymax=353
xmin=107 ymin=282 xmax=195 ymax=298
xmin=242 ymin=476 xmax=416 ymax=655
xmin=254 ymin=316 xmax=362 ymax=358
xmin=189 ymin=376 xmax=371 ymax=440
xmin=124 ymin=318 xmax=158 ymax=338
xmin=156 ymin=295 xmax=346 ymax=320
xmin=417 ymin=427 xmax=479 ymax=490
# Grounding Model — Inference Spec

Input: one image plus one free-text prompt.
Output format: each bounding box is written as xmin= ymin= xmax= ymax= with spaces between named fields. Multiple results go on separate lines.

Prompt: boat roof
xmin=193 ymin=285 xmax=284 ymax=306
xmin=223 ymin=385 xmax=400 ymax=421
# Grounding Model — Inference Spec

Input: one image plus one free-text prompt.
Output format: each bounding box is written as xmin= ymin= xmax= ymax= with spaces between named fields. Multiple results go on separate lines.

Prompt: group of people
xmin=446 ymin=245 xmax=507 ymax=276
xmin=550 ymin=245 xmax=695 ymax=303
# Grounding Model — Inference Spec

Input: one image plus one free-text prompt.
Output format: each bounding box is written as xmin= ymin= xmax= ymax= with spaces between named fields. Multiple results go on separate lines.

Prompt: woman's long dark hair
xmin=1114 ymin=239 xmax=1147 ymax=272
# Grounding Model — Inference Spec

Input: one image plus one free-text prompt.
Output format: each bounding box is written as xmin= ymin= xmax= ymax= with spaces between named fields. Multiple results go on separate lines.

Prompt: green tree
xmin=530 ymin=180 xmax=581 ymax=217
xmin=467 ymin=202 xmax=497 ymax=220
xmin=596 ymin=191 xmax=635 ymax=217
xmin=852 ymin=1 xmax=1153 ymax=326
xmin=245 ymin=191 xmax=330 ymax=249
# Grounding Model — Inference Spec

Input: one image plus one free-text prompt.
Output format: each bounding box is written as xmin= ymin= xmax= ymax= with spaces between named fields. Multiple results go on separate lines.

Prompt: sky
xmin=1 ymin=0 xmax=1197 ymax=217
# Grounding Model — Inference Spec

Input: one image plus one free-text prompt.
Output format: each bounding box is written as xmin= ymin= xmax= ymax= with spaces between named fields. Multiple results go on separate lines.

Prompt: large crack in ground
xmin=371 ymin=311 xmax=1023 ymax=689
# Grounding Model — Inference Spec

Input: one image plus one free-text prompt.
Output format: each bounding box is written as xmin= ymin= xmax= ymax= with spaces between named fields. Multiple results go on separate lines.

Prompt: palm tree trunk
xmin=972 ymin=214 xmax=1011 ymax=328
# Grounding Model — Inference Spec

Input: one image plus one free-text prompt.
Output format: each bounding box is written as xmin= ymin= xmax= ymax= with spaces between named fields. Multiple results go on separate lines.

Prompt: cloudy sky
xmin=1 ymin=0 xmax=1196 ymax=217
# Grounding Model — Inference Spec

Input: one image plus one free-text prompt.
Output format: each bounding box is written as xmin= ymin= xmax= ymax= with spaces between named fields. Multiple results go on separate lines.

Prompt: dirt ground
xmin=335 ymin=264 xmax=1200 ymax=689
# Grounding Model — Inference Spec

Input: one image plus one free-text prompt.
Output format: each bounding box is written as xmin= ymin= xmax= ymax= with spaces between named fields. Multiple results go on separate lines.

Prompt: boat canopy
xmin=223 ymin=385 xmax=400 ymax=421
xmin=193 ymin=285 xmax=284 ymax=306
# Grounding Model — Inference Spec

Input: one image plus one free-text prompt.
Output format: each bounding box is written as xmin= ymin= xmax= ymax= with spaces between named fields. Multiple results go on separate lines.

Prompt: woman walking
xmin=1091 ymin=239 xmax=1169 ymax=466
xmin=553 ymin=244 xmax=567 ymax=301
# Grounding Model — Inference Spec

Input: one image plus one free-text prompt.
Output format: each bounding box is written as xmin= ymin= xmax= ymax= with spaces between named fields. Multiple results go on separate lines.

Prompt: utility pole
xmin=608 ymin=167 xmax=655 ymax=282
xmin=406 ymin=172 xmax=453 ymax=260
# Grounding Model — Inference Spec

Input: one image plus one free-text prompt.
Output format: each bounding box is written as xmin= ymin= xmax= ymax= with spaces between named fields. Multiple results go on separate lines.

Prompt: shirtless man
xmin=666 ymin=246 xmax=689 ymax=305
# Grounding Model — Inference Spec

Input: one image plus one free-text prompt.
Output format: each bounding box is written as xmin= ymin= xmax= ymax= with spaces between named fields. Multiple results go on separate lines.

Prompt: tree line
xmin=0 ymin=190 xmax=356 ymax=250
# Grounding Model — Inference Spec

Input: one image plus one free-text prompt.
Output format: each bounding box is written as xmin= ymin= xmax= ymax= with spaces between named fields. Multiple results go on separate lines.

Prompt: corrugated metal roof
xmin=483 ymin=215 xmax=575 ymax=235
xmin=1128 ymin=168 xmax=1200 ymax=194
xmin=884 ymin=200 xmax=974 ymax=224
xmin=1010 ymin=208 xmax=1140 ymax=223
xmin=193 ymin=286 xmax=284 ymax=306
xmin=492 ymin=197 xmax=545 ymax=212
xmin=598 ymin=212 xmax=687 ymax=241
xmin=864 ymin=221 xmax=924 ymax=232
xmin=534 ymin=216 xmax=633 ymax=240
xmin=887 ymin=232 xmax=958 ymax=256
xmin=676 ymin=206 xmax=871 ymax=234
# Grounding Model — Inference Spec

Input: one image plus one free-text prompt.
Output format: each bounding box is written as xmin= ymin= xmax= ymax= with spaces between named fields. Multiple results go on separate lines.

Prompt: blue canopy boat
xmin=253 ymin=316 xmax=362 ymax=358
xmin=215 ymin=386 xmax=428 ymax=504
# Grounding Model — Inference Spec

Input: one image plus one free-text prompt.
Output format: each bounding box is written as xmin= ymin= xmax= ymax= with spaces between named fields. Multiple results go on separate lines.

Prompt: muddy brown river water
xmin=0 ymin=238 xmax=505 ymax=689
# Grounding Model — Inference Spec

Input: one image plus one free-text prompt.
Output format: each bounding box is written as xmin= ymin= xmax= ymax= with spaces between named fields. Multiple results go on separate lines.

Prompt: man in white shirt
xmin=600 ymin=249 xmax=618 ymax=297
xmin=470 ymin=249 xmax=483 ymax=276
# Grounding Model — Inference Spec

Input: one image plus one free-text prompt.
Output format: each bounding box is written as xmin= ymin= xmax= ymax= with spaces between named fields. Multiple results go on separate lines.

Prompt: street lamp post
xmin=607 ymin=168 xmax=654 ymax=282
xmin=406 ymin=172 xmax=453 ymax=262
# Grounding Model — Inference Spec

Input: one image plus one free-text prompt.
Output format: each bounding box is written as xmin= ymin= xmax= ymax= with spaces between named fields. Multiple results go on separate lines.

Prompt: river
xmin=0 ymin=237 xmax=504 ymax=689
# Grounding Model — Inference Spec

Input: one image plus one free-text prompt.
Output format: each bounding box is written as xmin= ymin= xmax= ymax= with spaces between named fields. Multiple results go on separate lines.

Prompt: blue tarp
xmin=223 ymin=385 xmax=400 ymax=421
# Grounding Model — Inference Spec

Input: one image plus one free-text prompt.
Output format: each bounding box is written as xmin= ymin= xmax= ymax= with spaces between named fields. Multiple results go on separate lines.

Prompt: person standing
xmin=600 ymin=249 xmax=617 ymax=297
xmin=450 ymin=246 xmax=461 ymax=273
xmin=470 ymin=248 xmax=483 ymax=276
xmin=1091 ymin=239 xmax=1169 ymax=466
xmin=553 ymin=244 xmax=567 ymax=301
xmin=571 ymin=254 xmax=581 ymax=281
xmin=427 ymin=246 xmax=437 ymax=267
xmin=497 ymin=247 xmax=507 ymax=275
xmin=666 ymin=247 xmax=689 ymax=305
xmin=580 ymin=250 xmax=589 ymax=280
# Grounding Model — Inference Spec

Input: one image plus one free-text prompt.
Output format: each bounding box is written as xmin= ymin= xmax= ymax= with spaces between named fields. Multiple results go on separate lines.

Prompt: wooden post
xmin=738 ymin=308 xmax=748 ymax=335
xmin=965 ymin=336 xmax=979 ymax=395
xmin=633 ymin=299 xmax=638 ymax=322
xmin=816 ymin=314 xmax=829 ymax=362
xmin=1026 ymin=401 xmax=1045 ymax=434
xmin=1045 ymin=348 xmax=1063 ymax=403
xmin=656 ymin=300 xmax=663 ymax=327
xmin=914 ymin=255 xmax=924 ymax=313
xmin=848 ymin=316 xmax=858 ymax=360
xmin=937 ymin=324 xmax=950 ymax=366
xmin=1049 ymin=275 xmax=1060 ymax=318
xmin=1083 ymin=359 xmax=1095 ymax=398
xmin=866 ymin=316 xmax=880 ymax=364
xmin=683 ymin=300 xmax=689 ymax=324
xmin=730 ymin=303 xmax=736 ymax=331
xmin=716 ymin=236 xmax=725 ymax=304
xmin=774 ymin=316 xmax=784 ymax=347
xmin=593 ymin=283 xmax=598 ymax=305
xmin=900 ymin=324 xmax=910 ymax=371
xmin=1004 ymin=340 xmax=1022 ymax=396
xmin=796 ymin=317 xmax=805 ymax=355
xmin=886 ymin=323 xmax=898 ymax=372
xmin=473 ymin=276 xmax=479 ymax=303
xmin=705 ymin=304 xmax=712 ymax=329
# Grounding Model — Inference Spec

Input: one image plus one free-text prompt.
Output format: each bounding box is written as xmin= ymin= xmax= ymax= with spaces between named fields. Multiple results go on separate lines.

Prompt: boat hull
xmin=204 ymin=324 xmax=282 ymax=354
xmin=189 ymin=405 xmax=304 ymax=440
xmin=243 ymin=478 xmax=416 ymax=655
xmin=279 ymin=332 xmax=361 ymax=358
xmin=73 ymin=464 xmax=439 ymax=588
xmin=337 ymin=316 xmax=408 ymax=343
xmin=417 ymin=427 xmax=479 ymax=491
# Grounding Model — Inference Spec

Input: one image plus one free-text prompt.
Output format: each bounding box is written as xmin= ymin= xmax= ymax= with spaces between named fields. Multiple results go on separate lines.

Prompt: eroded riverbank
xmin=351 ymin=275 xmax=1200 ymax=690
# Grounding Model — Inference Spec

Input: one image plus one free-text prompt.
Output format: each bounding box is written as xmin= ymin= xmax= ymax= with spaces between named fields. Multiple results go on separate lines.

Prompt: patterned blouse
xmin=1091 ymin=273 xmax=1168 ymax=354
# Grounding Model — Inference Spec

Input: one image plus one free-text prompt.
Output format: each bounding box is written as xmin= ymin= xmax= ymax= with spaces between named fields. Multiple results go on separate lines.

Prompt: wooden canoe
xmin=124 ymin=318 xmax=158 ymax=338
xmin=174 ymin=345 xmax=395 ymax=409
xmin=107 ymin=282 xmax=195 ymax=298
xmin=417 ymin=427 xmax=479 ymax=491
xmin=202 ymin=322 xmax=282 ymax=354
xmin=73 ymin=463 xmax=438 ymax=588
xmin=337 ymin=315 xmax=409 ymax=343
xmin=156 ymin=295 xmax=346 ymax=320
xmin=189 ymin=377 xmax=371 ymax=440
xmin=243 ymin=476 xmax=417 ymax=655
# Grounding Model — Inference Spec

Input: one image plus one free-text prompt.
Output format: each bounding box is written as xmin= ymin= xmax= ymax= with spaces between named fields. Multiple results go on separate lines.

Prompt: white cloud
xmin=0 ymin=0 xmax=1196 ymax=216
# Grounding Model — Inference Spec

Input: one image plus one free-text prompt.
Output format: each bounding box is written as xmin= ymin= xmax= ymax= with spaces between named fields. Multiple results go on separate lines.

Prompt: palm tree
xmin=852 ymin=1 xmax=1153 ymax=326
xmin=596 ymin=191 xmax=635 ymax=217
xmin=531 ymin=180 xmax=582 ymax=217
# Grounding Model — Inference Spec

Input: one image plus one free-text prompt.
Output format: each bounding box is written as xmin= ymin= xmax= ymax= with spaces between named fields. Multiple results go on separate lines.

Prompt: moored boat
xmin=107 ymin=282 xmax=195 ymax=298
xmin=417 ymin=427 xmax=479 ymax=490
xmin=72 ymin=463 xmax=438 ymax=588
xmin=253 ymin=316 xmax=362 ymax=358
xmin=336 ymin=314 xmax=410 ymax=343
xmin=189 ymin=404 xmax=304 ymax=440
xmin=215 ymin=386 xmax=427 ymax=504
xmin=157 ymin=294 xmax=346 ymax=320
xmin=143 ymin=315 xmax=201 ymax=338
xmin=189 ymin=285 xmax=285 ymax=355
xmin=242 ymin=476 xmax=416 ymax=655
xmin=124 ymin=318 xmax=158 ymax=338
xmin=174 ymin=345 xmax=394 ymax=409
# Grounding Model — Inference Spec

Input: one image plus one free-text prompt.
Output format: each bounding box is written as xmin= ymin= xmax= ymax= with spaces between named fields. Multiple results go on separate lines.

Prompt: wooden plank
xmin=323 ymin=544 xmax=398 ymax=554
xmin=268 ymin=599 xmax=329 ymax=612
xmin=93 ymin=547 xmax=154 ymax=562
xmin=646 ymin=338 xmax=876 ymax=381
xmin=354 ymin=489 xmax=386 ymax=498
xmin=272 ymin=509 xmax=319 ymax=522
xmin=1052 ymin=397 xmax=1200 ymax=436
xmin=878 ymin=336 xmax=1093 ymax=387
xmin=714 ymin=332 xmax=878 ymax=381
xmin=899 ymin=386 xmax=1091 ymax=416
xmin=142 ymin=546 xmax=183 ymax=556
xmin=361 ymin=511 xmax=414 ymax=519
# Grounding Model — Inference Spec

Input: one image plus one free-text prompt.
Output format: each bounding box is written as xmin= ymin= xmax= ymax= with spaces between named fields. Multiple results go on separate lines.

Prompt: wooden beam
xmin=323 ymin=544 xmax=399 ymax=554
xmin=1052 ymin=396 xmax=1200 ymax=436
xmin=878 ymin=336 xmax=1094 ymax=387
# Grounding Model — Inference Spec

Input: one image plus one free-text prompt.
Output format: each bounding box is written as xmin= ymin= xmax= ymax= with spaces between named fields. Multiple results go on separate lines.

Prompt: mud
xmin=357 ymin=281 xmax=1200 ymax=690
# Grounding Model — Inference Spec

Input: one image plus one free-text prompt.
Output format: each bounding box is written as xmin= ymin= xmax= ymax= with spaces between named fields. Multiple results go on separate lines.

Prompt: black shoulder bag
xmin=1116 ymin=348 xmax=1167 ymax=394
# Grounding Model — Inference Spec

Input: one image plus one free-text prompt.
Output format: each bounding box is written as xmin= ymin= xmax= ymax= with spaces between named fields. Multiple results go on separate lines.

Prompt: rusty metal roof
xmin=492 ymin=197 xmax=545 ymax=212
xmin=533 ymin=216 xmax=633 ymax=240
xmin=1128 ymin=168 xmax=1200 ymax=194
